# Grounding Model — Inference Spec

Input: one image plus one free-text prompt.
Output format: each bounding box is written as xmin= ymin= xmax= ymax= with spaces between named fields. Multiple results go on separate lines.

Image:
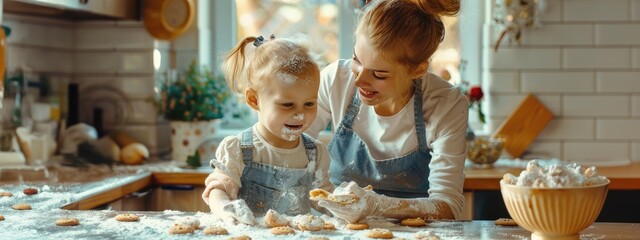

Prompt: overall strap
xmin=300 ymin=133 xmax=317 ymax=163
xmin=412 ymin=79 xmax=429 ymax=152
xmin=342 ymin=90 xmax=361 ymax=128
xmin=240 ymin=128 xmax=254 ymax=163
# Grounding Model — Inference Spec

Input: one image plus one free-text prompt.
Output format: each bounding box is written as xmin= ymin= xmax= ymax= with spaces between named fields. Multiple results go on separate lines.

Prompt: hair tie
xmin=253 ymin=34 xmax=276 ymax=47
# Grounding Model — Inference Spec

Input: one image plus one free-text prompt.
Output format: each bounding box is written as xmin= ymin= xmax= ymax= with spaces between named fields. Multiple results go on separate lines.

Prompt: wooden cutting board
xmin=491 ymin=94 xmax=553 ymax=158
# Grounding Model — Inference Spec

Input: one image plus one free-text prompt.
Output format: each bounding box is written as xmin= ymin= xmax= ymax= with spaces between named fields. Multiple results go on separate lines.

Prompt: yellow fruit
xmin=120 ymin=143 xmax=149 ymax=165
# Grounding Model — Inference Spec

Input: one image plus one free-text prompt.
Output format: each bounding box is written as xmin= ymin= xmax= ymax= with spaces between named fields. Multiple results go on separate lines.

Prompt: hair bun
xmin=413 ymin=0 xmax=460 ymax=17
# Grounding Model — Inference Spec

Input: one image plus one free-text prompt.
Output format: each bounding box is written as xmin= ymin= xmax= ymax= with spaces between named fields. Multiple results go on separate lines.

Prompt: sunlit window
xmin=235 ymin=0 xmax=340 ymax=66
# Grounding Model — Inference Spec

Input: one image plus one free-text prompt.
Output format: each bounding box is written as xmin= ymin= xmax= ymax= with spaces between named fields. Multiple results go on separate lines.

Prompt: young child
xmin=201 ymin=34 xmax=332 ymax=224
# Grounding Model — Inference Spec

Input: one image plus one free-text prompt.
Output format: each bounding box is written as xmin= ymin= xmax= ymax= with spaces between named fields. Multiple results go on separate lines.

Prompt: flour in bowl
xmin=503 ymin=160 xmax=609 ymax=187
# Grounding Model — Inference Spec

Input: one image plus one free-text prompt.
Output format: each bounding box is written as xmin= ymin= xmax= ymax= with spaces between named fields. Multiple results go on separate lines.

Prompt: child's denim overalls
xmin=237 ymin=128 xmax=317 ymax=216
xmin=328 ymin=79 xmax=432 ymax=198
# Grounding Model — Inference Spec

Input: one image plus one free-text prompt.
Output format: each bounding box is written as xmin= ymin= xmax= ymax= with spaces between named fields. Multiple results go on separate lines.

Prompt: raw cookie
xmin=294 ymin=214 xmax=325 ymax=231
xmin=0 ymin=191 xmax=13 ymax=197
xmin=495 ymin=218 xmax=518 ymax=226
xmin=175 ymin=216 xmax=200 ymax=229
xmin=415 ymin=230 xmax=440 ymax=240
xmin=203 ymin=226 xmax=228 ymax=235
xmin=323 ymin=222 xmax=336 ymax=230
xmin=115 ymin=213 xmax=140 ymax=222
xmin=309 ymin=236 xmax=330 ymax=240
xmin=55 ymin=218 xmax=80 ymax=226
xmin=309 ymin=188 xmax=359 ymax=205
xmin=23 ymin=188 xmax=38 ymax=195
xmin=264 ymin=209 xmax=289 ymax=227
xmin=270 ymin=226 xmax=295 ymax=235
xmin=399 ymin=217 xmax=427 ymax=227
xmin=227 ymin=235 xmax=251 ymax=240
xmin=346 ymin=222 xmax=369 ymax=230
xmin=168 ymin=223 xmax=194 ymax=234
xmin=12 ymin=203 xmax=31 ymax=210
xmin=365 ymin=228 xmax=394 ymax=239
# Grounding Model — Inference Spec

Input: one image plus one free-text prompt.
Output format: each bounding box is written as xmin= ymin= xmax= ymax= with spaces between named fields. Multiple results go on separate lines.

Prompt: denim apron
xmin=328 ymin=79 xmax=431 ymax=198
xmin=237 ymin=128 xmax=317 ymax=216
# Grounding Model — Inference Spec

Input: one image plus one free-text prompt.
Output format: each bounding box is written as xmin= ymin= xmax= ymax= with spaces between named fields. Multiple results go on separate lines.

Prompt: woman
xmin=306 ymin=0 xmax=467 ymax=223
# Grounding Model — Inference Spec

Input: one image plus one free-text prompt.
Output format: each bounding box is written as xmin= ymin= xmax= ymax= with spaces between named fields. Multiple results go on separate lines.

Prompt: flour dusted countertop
xmin=0 ymin=210 xmax=639 ymax=239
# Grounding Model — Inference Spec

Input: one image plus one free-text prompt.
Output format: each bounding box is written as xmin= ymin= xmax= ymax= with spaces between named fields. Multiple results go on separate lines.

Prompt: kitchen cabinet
xmin=3 ymin=0 xmax=140 ymax=20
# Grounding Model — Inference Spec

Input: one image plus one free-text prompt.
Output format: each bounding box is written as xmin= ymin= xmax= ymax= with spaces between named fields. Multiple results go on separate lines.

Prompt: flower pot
xmin=169 ymin=120 xmax=219 ymax=163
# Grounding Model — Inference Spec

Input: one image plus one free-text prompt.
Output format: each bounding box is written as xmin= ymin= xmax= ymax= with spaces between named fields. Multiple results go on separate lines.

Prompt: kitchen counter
xmin=463 ymin=160 xmax=640 ymax=190
xmin=0 ymin=209 xmax=639 ymax=239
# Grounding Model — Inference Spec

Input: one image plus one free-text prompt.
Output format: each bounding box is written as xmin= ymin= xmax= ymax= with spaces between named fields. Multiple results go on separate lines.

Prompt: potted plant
xmin=158 ymin=60 xmax=230 ymax=167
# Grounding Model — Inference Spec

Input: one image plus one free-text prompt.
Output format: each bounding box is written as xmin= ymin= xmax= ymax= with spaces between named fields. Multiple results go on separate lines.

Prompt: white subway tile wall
xmin=3 ymin=14 xmax=180 ymax=157
xmin=487 ymin=0 xmax=640 ymax=162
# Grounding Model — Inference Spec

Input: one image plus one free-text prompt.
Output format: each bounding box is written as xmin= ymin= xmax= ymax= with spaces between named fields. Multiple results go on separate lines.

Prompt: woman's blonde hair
xmin=357 ymin=0 xmax=460 ymax=73
xmin=221 ymin=34 xmax=320 ymax=95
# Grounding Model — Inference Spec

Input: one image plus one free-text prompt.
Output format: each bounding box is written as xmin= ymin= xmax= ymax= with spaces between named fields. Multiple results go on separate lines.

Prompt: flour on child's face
xmin=256 ymin=72 xmax=320 ymax=148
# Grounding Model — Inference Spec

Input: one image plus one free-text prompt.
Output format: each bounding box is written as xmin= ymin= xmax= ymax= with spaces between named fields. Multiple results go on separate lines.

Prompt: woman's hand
xmin=316 ymin=181 xmax=381 ymax=223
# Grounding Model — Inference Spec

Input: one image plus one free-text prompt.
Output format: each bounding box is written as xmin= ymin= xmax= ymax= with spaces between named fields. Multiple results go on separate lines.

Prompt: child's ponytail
xmin=221 ymin=36 xmax=258 ymax=95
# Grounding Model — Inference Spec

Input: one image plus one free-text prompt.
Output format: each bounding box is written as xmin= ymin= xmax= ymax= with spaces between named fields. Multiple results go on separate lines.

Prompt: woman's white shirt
xmin=308 ymin=59 xmax=468 ymax=219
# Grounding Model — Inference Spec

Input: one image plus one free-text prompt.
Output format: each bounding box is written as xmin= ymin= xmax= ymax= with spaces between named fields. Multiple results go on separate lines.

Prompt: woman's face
xmin=254 ymin=72 xmax=320 ymax=148
xmin=350 ymin=34 xmax=415 ymax=116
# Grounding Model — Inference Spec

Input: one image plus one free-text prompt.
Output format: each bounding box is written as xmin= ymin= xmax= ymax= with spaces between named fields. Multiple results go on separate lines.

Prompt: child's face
xmin=350 ymin=34 xmax=415 ymax=116
xmin=255 ymin=72 xmax=320 ymax=147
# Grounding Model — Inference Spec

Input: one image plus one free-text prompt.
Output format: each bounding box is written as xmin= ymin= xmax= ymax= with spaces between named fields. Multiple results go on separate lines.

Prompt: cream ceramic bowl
xmin=500 ymin=180 xmax=609 ymax=240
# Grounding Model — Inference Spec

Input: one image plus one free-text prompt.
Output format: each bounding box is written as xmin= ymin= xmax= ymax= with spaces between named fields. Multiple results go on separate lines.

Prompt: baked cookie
xmin=495 ymin=218 xmax=518 ymax=226
xmin=270 ymin=226 xmax=295 ymax=235
xmin=309 ymin=236 xmax=330 ymax=240
xmin=0 ymin=191 xmax=13 ymax=197
xmin=415 ymin=230 xmax=440 ymax=240
xmin=23 ymin=188 xmax=38 ymax=195
xmin=323 ymin=222 xmax=336 ymax=230
xmin=346 ymin=222 xmax=369 ymax=230
xmin=203 ymin=226 xmax=228 ymax=235
xmin=12 ymin=203 xmax=31 ymax=210
xmin=309 ymin=188 xmax=359 ymax=205
xmin=175 ymin=216 xmax=200 ymax=229
xmin=264 ymin=209 xmax=289 ymax=227
xmin=399 ymin=217 xmax=427 ymax=227
xmin=227 ymin=235 xmax=251 ymax=240
xmin=115 ymin=213 xmax=140 ymax=222
xmin=167 ymin=223 xmax=194 ymax=234
xmin=365 ymin=228 xmax=394 ymax=239
xmin=56 ymin=218 xmax=80 ymax=226
xmin=0 ymin=215 xmax=4 ymax=221
xmin=294 ymin=214 xmax=325 ymax=231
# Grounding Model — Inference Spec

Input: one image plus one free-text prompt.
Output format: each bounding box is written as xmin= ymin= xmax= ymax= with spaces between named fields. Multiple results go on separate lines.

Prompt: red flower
xmin=468 ymin=86 xmax=483 ymax=102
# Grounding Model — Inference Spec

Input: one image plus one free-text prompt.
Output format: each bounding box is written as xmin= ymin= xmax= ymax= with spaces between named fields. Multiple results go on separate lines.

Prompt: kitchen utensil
xmin=143 ymin=0 xmax=195 ymax=40
xmin=491 ymin=94 xmax=552 ymax=158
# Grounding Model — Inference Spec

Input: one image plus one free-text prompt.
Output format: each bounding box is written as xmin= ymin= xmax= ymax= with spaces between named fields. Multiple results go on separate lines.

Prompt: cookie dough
xmin=12 ymin=203 xmax=31 ymax=210
xmin=264 ymin=209 xmax=289 ymax=227
xmin=323 ymin=222 xmax=336 ymax=230
xmin=203 ymin=226 xmax=228 ymax=235
xmin=495 ymin=218 xmax=518 ymax=226
xmin=365 ymin=228 xmax=394 ymax=239
xmin=293 ymin=214 xmax=325 ymax=231
xmin=23 ymin=188 xmax=38 ymax=195
xmin=415 ymin=230 xmax=441 ymax=240
xmin=309 ymin=189 xmax=359 ymax=205
xmin=400 ymin=217 xmax=427 ymax=227
xmin=167 ymin=223 xmax=194 ymax=234
xmin=0 ymin=191 xmax=13 ymax=197
xmin=227 ymin=235 xmax=251 ymax=240
xmin=346 ymin=222 xmax=369 ymax=230
xmin=270 ymin=226 xmax=295 ymax=235
xmin=55 ymin=218 xmax=80 ymax=226
xmin=115 ymin=213 xmax=140 ymax=222
xmin=174 ymin=216 xmax=200 ymax=229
